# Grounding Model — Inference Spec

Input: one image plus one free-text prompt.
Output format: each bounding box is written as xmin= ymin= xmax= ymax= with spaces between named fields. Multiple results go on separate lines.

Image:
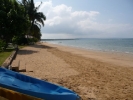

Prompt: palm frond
xmin=34 ymin=12 xmax=46 ymax=26
xmin=34 ymin=21 xmax=41 ymax=29
xmin=35 ymin=2 xmax=42 ymax=11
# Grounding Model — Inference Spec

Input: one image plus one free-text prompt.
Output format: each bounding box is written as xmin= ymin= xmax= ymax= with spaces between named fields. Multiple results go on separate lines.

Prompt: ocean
xmin=41 ymin=38 xmax=133 ymax=54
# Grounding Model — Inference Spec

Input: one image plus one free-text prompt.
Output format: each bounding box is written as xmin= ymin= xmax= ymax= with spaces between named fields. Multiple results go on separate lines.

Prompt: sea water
xmin=41 ymin=38 xmax=133 ymax=54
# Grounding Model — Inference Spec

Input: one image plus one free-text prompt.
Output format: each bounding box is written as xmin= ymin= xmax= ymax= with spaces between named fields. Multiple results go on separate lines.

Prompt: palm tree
xmin=21 ymin=0 xmax=46 ymax=30
xmin=31 ymin=23 xmax=42 ymax=40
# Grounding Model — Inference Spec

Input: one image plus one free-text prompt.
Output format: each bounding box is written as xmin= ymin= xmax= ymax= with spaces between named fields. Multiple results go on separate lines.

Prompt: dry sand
xmin=13 ymin=42 xmax=133 ymax=100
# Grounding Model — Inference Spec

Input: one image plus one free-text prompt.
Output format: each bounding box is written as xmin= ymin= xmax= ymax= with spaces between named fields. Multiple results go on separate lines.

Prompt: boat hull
xmin=0 ymin=87 xmax=42 ymax=100
xmin=0 ymin=67 xmax=80 ymax=100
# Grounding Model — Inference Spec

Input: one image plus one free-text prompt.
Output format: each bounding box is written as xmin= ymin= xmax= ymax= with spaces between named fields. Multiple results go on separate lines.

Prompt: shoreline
xmin=46 ymin=41 xmax=133 ymax=55
xmin=42 ymin=38 xmax=133 ymax=55
xmin=43 ymin=42 xmax=133 ymax=68
xmin=14 ymin=42 xmax=133 ymax=100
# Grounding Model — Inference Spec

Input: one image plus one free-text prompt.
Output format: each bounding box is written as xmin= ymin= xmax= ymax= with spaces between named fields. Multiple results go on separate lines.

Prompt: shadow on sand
xmin=17 ymin=44 xmax=54 ymax=55
xmin=17 ymin=49 xmax=38 ymax=55
xmin=29 ymin=44 xmax=54 ymax=49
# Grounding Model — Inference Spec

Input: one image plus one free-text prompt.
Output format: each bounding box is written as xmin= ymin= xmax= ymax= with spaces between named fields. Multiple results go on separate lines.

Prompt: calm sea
xmin=41 ymin=38 xmax=133 ymax=54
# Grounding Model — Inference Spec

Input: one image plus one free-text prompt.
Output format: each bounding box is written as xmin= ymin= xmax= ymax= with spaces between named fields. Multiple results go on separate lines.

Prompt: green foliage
xmin=0 ymin=0 xmax=46 ymax=48
xmin=31 ymin=24 xmax=42 ymax=40
xmin=22 ymin=0 xmax=46 ymax=41
xmin=0 ymin=50 xmax=13 ymax=65
xmin=0 ymin=0 xmax=31 ymax=47
xmin=0 ymin=39 xmax=6 ymax=51
xmin=12 ymin=36 xmax=28 ymax=45
xmin=28 ymin=37 xmax=38 ymax=43
xmin=0 ymin=45 xmax=25 ymax=65
xmin=0 ymin=0 xmax=46 ymax=64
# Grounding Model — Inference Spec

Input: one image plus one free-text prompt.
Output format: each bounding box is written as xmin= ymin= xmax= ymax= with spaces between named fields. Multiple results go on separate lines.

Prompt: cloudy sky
xmin=34 ymin=0 xmax=133 ymax=39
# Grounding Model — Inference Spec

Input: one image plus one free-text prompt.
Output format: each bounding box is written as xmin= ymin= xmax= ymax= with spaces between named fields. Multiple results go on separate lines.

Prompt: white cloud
xmin=36 ymin=0 xmax=133 ymax=39
xmin=71 ymin=11 xmax=99 ymax=18
xmin=46 ymin=16 xmax=62 ymax=26
xmin=53 ymin=4 xmax=72 ymax=15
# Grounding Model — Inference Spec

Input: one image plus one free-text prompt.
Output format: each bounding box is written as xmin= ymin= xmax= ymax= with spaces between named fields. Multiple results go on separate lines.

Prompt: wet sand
xmin=14 ymin=42 xmax=133 ymax=100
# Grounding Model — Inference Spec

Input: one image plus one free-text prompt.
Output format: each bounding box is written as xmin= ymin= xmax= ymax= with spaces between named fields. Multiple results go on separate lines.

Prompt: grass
xmin=0 ymin=48 xmax=14 ymax=66
xmin=0 ymin=45 xmax=26 ymax=66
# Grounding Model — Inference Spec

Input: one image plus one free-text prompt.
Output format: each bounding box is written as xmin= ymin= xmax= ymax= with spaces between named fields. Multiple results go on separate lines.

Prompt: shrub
xmin=0 ymin=40 xmax=6 ymax=51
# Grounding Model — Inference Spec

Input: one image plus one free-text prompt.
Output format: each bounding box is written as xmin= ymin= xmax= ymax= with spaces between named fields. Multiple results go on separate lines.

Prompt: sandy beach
xmin=13 ymin=42 xmax=133 ymax=100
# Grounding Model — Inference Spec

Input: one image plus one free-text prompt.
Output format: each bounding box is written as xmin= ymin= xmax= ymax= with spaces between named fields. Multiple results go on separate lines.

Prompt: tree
xmin=0 ymin=0 xmax=30 ymax=49
xmin=21 ymin=0 xmax=46 ymax=40
xmin=31 ymin=24 xmax=42 ymax=40
xmin=0 ymin=0 xmax=45 ymax=49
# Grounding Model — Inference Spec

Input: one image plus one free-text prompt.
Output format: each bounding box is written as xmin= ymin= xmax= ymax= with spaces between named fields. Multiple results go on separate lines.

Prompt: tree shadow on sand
xmin=17 ymin=49 xmax=38 ymax=55
xmin=18 ymin=44 xmax=54 ymax=55
xmin=28 ymin=44 xmax=54 ymax=49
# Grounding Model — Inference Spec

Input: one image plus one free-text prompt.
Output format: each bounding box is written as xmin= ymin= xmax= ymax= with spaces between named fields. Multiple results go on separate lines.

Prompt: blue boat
xmin=0 ymin=67 xmax=80 ymax=100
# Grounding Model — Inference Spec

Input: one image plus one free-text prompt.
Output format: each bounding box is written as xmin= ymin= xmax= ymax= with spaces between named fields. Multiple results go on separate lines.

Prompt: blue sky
xmin=34 ymin=0 xmax=133 ymax=39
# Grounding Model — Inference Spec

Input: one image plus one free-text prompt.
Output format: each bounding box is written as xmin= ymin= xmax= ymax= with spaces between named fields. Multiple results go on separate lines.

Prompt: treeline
xmin=0 ymin=0 xmax=46 ymax=50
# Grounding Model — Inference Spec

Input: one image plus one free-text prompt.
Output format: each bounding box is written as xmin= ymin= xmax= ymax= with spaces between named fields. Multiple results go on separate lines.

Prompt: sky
xmin=34 ymin=0 xmax=133 ymax=39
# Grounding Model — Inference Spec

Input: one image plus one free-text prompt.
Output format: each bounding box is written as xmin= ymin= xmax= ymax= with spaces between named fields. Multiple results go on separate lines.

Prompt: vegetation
xmin=0 ymin=0 xmax=46 ymax=51
xmin=0 ymin=0 xmax=46 ymax=65
xmin=0 ymin=45 xmax=25 ymax=65
xmin=21 ymin=0 xmax=46 ymax=41
xmin=0 ymin=0 xmax=30 ymax=49
xmin=0 ymin=48 xmax=14 ymax=65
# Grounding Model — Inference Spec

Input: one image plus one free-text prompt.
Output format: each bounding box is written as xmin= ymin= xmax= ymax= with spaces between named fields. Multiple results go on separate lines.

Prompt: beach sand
xmin=14 ymin=42 xmax=133 ymax=100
